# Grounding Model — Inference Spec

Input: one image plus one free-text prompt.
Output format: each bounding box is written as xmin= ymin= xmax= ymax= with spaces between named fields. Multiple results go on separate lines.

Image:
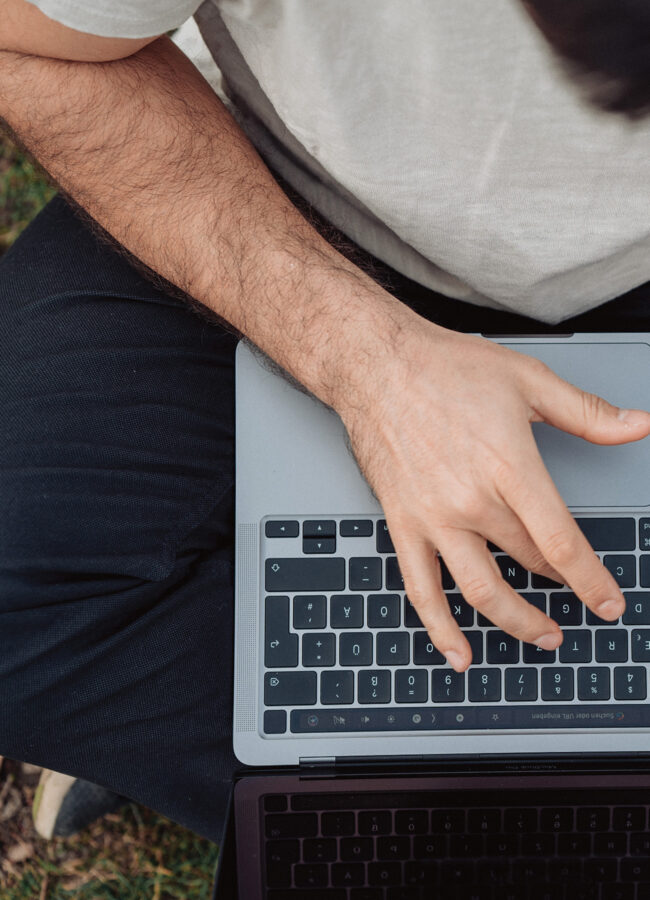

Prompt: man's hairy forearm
xmin=0 ymin=37 xmax=410 ymax=408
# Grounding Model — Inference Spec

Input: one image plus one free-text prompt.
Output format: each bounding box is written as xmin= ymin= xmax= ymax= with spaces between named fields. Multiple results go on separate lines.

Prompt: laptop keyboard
xmin=262 ymin=788 xmax=650 ymax=898
xmin=262 ymin=516 xmax=650 ymax=736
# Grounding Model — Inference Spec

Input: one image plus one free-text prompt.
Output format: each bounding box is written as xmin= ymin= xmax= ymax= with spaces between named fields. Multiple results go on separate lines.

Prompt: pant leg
xmin=0 ymin=196 xmax=238 ymax=843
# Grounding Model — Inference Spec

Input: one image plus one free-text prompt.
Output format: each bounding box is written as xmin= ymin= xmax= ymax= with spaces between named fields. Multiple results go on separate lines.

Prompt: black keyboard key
xmin=264 ymin=794 xmax=287 ymax=813
xmin=614 ymin=666 xmax=647 ymax=700
xmin=623 ymin=592 xmax=650 ymax=624
xmin=468 ymin=809 xmax=500 ymax=833
xmin=340 ymin=519 xmax=373 ymax=537
xmin=266 ymin=813 xmax=318 ymax=839
xmin=322 ymin=811 xmax=356 ymax=836
xmin=268 ymin=892 xmax=346 ymax=900
xmin=550 ymin=592 xmax=583 ymax=626
xmin=503 ymin=808 xmax=537 ymax=833
xmin=486 ymin=630 xmax=519 ymax=664
xmin=266 ymin=558 xmax=345 ymax=592
xmin=541 ymin=667 xmax=574 ymax=700
xmin=520 ymin=834 xmax=554 ymax=856
xmin=556 ymin=833 xmax=590 ymax=855
xmin=359 ymin=811 xmax=392 ymax=835
xmin=595 ymin=628 xmax=628 ymax=662
xmin=266 ymin=520 xmax=299 ymax=538
xmin=448 ymin=834 xmax=482 ymax=857
xmin=540 ymin=807 xmax=574 ymax=832
xmin=586 ymin=606 xmax=618 ymax=626
xmin=614 ymin=808 xmax=645 ymax=831
xmin=576 ymin=807 xmax=610 ymax=831
xmin=468 ymin=668 xmax=501 ymax=702
xmin=266 ymin=838 xmax=300 ymax=863
xmin=602 ymin=885 xmax=635 ymax=900
xmin=463 ymin=630 xmax=484 ymax=665
xmin=377 ymin=520 xmax=395 ymax=553
xmin=440 ymin=556 xmax=455 ymax=590
xmin=303 ymin=537 xmax=336 ymax=554
xmin=404 ymin=596 xmax=422 ymax=627
xmin=331 ymin=862 xmax=365 ymax=887
xmin=377 ymin=632 xmax=410 ymax=665
xmin=583 ymin=858 xmax=616 ymax=883
xmin=395 ymin=669 xmax=428 ymax=703
xmin=367 ymin=594 xmax=400 ymax=627
xmin=642 ymin=555 xmax=650 ymax=587
xmin=339 ymin=633 xmax=373 ymax=666
xmin=632 ymin=628 xmax=650 ymax=660
xmin=523 ymin=642 xmax=556 ymax=664
xmin=432 ymin=668 xmax=465 ymax=702
xmin=603 ymin=554 xmax=637 ymax=588
xmin=413 ymin=631 xmax=445 ymax=665
xmin=294 ymin=863 xmax=328 ymax=888
xmin=577 ymin=667 xmax=611 ymax=700
xmin=321 ymin=671 xmax=354 ymax=704
xmin=575 ymin=516 xmax=635 ymax=551
xmin=368 ymin=862 xmax=402 ymax=886
xmin=330 ymin=594 xmax=364 ymax=628
xmin=532 ymin=573 xmax=564 ymax=589
xmin=350 ymin=557 xmax=382 ymax=590
xmin=340 ymin=837 xmax=373 ymax=862
xmin=303 ymin=520 xmax=336 ymax=538
xmin=386 ymin=557 xmax=404 ymax=590
xmin=496 ymin=556 xmax=528 ymax=589
xmin=594 ymin=833 xmax=627 ymax=856
xmin=396 ymin=810 xmax=428 ymax=834
xmin=447 ymin=593 xmax=474 ymax=627
xmin=265 ymin=595 xmax=299 ymax=667
xmin=431 ymin=809 xmax=465 ymax=833
xmin=558 ymin=629 xmax=592 ymax=663
xmin=302 ymin=633 xmax=336 ymax=667
xmin=264 ymin=710 xmax=287 ymax=734
xmin=293 ymin=595 xmax=327 ymax=629
xmin=523 ymin=592 xmax=547 ymax=613
xmin=641 ymin=519 xmax=650 ymax=550
xmin=303 ymin=838 xmax=337 ymax=862
xmin=266 ymin=858 xmax=292 ymax=888
xmin=265 ymin=671 xmax=317 ymax=706
xmin=378 ymin=836 xmax=411 ymax=860
xmin=505 ymin=668 xmax=538 ymax=701
xmin=358 ymin=670 xmax=391 ymax=703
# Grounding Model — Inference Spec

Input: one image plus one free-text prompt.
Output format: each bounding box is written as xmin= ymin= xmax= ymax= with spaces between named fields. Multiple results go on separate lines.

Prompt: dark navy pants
xmin=0 ymin=195 xmax=648 ymax=842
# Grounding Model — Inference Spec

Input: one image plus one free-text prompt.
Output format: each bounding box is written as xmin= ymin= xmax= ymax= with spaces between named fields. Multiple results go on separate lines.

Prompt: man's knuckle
xmin=462 ymin=576 xmax=497 ymax=610
xmin=543 ymin=529 xmax=580 ymax=568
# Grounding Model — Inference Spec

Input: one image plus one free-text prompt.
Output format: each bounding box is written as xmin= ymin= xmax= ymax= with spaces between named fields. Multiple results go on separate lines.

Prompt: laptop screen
xmin=214 ymin=762 xmax=650 ymax=898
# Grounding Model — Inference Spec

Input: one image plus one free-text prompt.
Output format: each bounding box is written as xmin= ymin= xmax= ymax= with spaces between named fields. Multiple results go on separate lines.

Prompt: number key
xmin=577 ymin=667 xmax=611 ymax=701
xmin=541 ymin=667 xmax=574 ymax=701
xmin=468 ymin=668 xmax=501 ymax=702
xmin=614 ymin=667 xmax=647 ymax=700
xmin=432 ymin=668 xmax=465 ymax=702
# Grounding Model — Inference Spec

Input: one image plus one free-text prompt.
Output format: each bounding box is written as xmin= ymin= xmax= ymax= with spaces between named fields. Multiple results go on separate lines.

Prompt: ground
xmin=0 ymin=137 xmax=219 ymax=899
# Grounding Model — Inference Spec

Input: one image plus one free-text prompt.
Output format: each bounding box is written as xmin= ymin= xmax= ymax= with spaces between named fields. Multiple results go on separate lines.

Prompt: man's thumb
xmin=528 ymin=369 xmax=650 ymax=446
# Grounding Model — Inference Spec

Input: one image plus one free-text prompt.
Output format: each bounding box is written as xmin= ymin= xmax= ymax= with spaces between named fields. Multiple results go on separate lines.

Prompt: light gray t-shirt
xmin=29 ymin=0 xmax=650 ymax=323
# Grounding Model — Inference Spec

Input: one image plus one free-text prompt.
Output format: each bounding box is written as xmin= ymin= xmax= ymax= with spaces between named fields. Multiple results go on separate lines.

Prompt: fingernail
xmin=596 ymin=599 xmax=625 ymax=620
xmin=534 ymin=632 xmax=562 ymax=651
xmin=445 ymin=650 xmax=467 ymax=671
xmin=617 ymin=409 xmax=650 ymax=427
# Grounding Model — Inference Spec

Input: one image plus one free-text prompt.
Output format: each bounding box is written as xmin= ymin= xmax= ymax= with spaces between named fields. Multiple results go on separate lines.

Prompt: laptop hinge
xmin=299 ymin=756 xmax=336 ymax=767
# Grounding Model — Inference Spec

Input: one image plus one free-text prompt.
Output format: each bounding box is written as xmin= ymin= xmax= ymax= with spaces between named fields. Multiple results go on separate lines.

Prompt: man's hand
xmin=336 ymin=315 xmax=650 ymax=671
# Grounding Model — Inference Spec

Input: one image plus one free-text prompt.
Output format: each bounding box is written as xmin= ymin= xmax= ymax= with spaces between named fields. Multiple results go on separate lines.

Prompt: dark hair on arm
xmin=522 ymin=0 xmax=650 ymax=117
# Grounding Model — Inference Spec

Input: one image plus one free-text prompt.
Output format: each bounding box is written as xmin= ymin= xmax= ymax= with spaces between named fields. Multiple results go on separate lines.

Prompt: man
xmin=0 ymin=0 xmax=649 ymax=842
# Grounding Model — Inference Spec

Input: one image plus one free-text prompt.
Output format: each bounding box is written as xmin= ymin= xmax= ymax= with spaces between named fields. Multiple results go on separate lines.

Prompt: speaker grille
xmin=234 ymin=523 xmax=259 ymax=732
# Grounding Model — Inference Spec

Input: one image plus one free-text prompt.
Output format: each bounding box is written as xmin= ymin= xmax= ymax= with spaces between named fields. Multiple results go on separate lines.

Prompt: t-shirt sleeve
xmin=26 ymin=0 xmax=204 ymax=38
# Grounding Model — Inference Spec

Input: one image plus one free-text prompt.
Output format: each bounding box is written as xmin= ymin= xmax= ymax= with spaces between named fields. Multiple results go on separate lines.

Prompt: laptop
xmin=214 ymin=332 xmax=650 ymax=898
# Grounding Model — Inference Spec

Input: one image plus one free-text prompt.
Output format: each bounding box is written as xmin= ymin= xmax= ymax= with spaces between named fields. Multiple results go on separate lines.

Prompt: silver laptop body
xmin=234 ymin=334 xmax=650 ymax=766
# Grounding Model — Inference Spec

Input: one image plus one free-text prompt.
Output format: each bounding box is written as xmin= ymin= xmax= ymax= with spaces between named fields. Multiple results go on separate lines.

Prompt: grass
xmin=0 ymin=140 xmax=220 ymax=897
xmin=0 ymin=760 xmax=219 ymax=899
xmin=0 ymin=136 xmax=56 ymax=254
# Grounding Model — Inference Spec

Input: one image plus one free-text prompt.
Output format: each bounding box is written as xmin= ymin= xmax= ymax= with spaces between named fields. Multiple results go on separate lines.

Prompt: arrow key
xmin=303 ymin=537 xmax=336 ymax=554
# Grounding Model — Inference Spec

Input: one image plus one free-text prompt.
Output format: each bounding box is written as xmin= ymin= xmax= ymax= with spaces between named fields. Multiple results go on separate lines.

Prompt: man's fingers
xmin=500 ymin=444 xmax=626 ymax=620
xmin=524 ymin=361 xmax=650 ymax=445
xmin=389 ymin=530 xmax=471 ymax=672
xmin=437 ymin=531 xmax=562 ymax=652
xmin=485 ymin=508 xmax=564 ymax=584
